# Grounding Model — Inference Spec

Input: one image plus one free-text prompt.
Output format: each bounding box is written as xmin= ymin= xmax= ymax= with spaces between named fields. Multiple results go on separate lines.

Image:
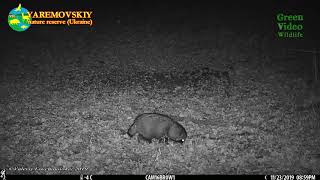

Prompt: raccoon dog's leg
xmin=138 ymin=134 xmax=152 ymax=143
xmin=158 ymin=137 xmax=169 ymax=144
xmin=127 ymin=123 xmax=138 ymax=137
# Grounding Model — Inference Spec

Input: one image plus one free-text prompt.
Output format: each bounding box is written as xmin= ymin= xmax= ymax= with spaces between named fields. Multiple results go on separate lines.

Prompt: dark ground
xmin=1 ymin=0 xmax=320 ymax=175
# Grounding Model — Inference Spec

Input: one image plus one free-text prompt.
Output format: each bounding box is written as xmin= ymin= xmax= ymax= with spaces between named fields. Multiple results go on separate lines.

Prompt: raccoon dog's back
xmin=127 ymin=113 xmax=187 ymax=143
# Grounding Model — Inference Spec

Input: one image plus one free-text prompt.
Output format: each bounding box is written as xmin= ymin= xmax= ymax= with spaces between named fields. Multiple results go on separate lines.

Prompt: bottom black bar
xmin=4 ymin=175 xmax=319 ymax=180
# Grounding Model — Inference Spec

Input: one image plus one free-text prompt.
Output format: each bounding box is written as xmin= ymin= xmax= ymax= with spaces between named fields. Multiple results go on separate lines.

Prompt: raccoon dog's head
xmin=168 ymin=122 xmax=187 ymax=143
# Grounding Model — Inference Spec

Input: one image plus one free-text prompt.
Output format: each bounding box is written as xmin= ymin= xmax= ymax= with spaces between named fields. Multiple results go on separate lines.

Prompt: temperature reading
xmin=81 ymin=175 xmax=92 ymax=180
xmin=0 ymin=169 xmax=6 ymax=180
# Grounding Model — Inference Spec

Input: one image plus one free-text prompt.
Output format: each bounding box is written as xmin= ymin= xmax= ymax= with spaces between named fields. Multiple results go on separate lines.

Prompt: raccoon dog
xmin=127 ymin=113 xmax=187 ymax=143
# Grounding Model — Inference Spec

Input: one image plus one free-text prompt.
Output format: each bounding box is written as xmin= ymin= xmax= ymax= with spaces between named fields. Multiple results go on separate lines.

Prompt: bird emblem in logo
xmin=8 ymin=4 xmax=32 ymax=32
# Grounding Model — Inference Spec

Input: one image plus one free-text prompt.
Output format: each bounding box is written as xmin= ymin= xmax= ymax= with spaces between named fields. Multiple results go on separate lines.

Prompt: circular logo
xmin=8 ymin=4 xmax=32 ymax=32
